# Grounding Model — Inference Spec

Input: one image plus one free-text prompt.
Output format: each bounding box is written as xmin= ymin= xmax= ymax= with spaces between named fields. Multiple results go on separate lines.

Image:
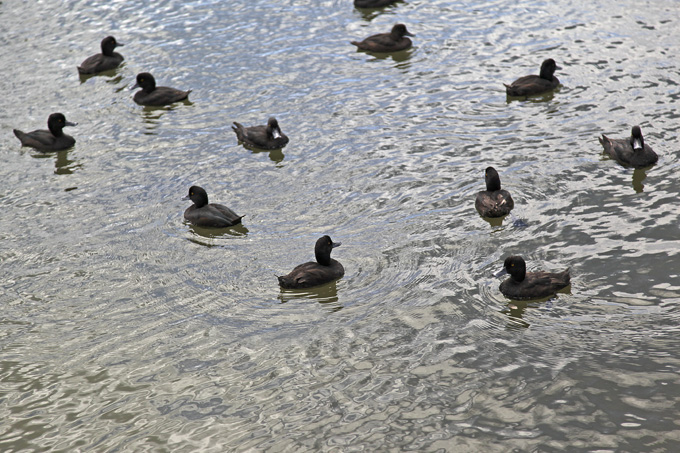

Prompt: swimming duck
xmin=232 ymin=117 xmax=289 ymax=150
xmin=598 ymin=125 xmax=658 ymax=168
xmin=77 ymin=36 xmax=124 ymax=74
xmin=354 ymin=0 xmax=400 ymax=7
xmin=475 ymin=166 xmax=514 ymax=218
xmin=132 ymin=72 xmax=191 ymax=106
xmin=278 ymin=236 xmax=345 ymax=289
xmin=350 ymin=24 xmax=414 ymax=52
xmin=495 ymin=256 xmax=570 ymax=300
xmin=13 ymin=113 xmax=77 ymax=152
xmin=504 ymin=59 xmax=560 ymax=97
xmin=183 ymin=185 xmax=243 ymax=228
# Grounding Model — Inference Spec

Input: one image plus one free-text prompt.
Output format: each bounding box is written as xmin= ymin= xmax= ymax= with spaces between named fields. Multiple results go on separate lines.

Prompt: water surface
xmin=1 ymin=0 xmax=680 ymax=450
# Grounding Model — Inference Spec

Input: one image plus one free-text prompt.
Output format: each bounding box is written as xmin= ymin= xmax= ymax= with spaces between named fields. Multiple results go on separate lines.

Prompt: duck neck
xmin=539 ymin=66 xmax=554 ymax=81
xmin=631 ymin=136 xmax=644 ymax=152
xmin=48 ymin=124 xmax=64 ymax=137
xmin=486 ymin=176 xmax=501 ymax=192
xmin=195 ymin=197 xmax=208 ymax=208
xmin=316 ymin=251 xmax=331 ymax=266
xmin=511 ymin=264 xmax=526 ymax=282
xmin=102 ymin=43 xmax=114 ymax=56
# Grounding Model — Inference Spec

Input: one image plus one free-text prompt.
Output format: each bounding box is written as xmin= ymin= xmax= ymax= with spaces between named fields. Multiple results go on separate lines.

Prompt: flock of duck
xmin=11 ymin=0 xmax=661 ymax=301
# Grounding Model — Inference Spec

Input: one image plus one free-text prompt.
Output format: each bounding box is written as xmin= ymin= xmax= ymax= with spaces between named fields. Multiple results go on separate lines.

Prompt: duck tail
xmin=503 ymin=83 xmax=515 ymax=95
xmin=562 ymin=268 xmax=571 ymax=285
xmin=598 ymin=135 xmax=609 ymax=147
xmin=232 ymin=122 xmax=246 ymax=141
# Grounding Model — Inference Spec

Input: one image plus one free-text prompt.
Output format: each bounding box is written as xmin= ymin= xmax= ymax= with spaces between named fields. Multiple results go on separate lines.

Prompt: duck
xmin=598 ymin=125 xmax=658 ymax=168
xmin=231 ymin=117 xmax=289 ymax=150
xmin=350 ymin=24 xmax=414 ymax=53
xmin=278 ymin=236 xmax=345 ymax=289
xmin=183 ymin=185 xmax=243 ymax=228
xmin=132 ymin=72 xmax=191 ymax=106
xmin=13 ymin=113 xmax=77 ymax=152
xmin=495 ymin=256 xmax=570 ymax=300
xmin=354 ymin=0 xmax=400 ymax=7
xmin=504 ymin=58 xmax=560 ymax=97
xmin=475 ymin=166 xmax=514 ymax=218
xmin=77 ymin=36 xmax=124 ymax=74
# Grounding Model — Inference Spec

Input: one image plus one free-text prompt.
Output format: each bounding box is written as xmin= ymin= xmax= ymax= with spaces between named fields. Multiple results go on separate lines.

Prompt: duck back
xmin=599 ymin=135 xmax=658 ymax=168
xmin=78 ymin=52 xmax=123 ymax=74
xmin=475 ymin=189 xmax=514 ymax=217
xmin=134 ymin=86 xmax=191 ymax=106
xmin=278 ymin=260 xmax=345 ymax=289
xmin=504 ymin=75 xmax=559 ymax=97
xmin=231 ymin=119 xmax=289 ymax=150
xmin=184 ymin=203 xmax=243 ymax=228
xmin=78 ymin=36 xmax=124 ymax=74
xmin=14 ymin=129 xmax=74 ymax=152
xmin=354 ymin=0 xmax=400 ymax=7
xmin=500 ymin=268 xmax=570 ymax=300
xmin=505 ymin=59 xmax=560 ymax=96
xmin=351 ymin=24 xmax=414 ymax=52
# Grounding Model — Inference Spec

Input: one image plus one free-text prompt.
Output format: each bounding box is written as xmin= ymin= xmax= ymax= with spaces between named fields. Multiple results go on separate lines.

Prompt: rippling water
xmin=2 ymin=0 xmax=680 ymax=450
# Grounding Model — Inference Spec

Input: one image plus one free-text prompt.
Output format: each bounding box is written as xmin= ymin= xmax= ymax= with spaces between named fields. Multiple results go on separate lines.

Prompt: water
xmin=2 ymin=0 xmax=680 ymax=450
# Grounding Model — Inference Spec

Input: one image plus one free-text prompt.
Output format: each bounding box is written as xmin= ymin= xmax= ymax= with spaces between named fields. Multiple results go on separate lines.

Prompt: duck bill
xmin=65 ymin=121 xmax=78 ymax=127
xmin=129 ymin=82 xmax=140 ymax=90
xmin=182 ymin=195 xmax=190 ymax=201
xmin=405 ymin=31 xmax=415 ymax=37
xmin=332 ymin=241 xmax=341 ymax=248
xmin=493 ymin=267 xmax=508 ymax=278
xmin=632 ymin=138 xmax=643 ymax=151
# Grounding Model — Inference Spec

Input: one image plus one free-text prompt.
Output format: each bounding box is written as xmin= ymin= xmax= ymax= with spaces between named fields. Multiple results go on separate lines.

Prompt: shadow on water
xmin=236 ymin=144 xmax=286 ymax=164
xmin=505 ymin=87 xmax=559 ymax=103
xmin=186 ymin=223 xmax=249 ymax=242
xmin=31 ymin=149 xmax=82 ymax=175
xmin=253 ymin=147 xmax=285 ymax=164
xmin=278 ymin=280 xmax=342 ymax=312
xmin=480 ymin=215 xmax=505 ymax=228
xmin=358 ymin=48 xmax=414 ymax=66
xmin=632 ymin=167 xmax=650 ymax=193
xmin=78 ymin=66 xmax=126 ymax=85
xmin=600 ymin=154 xmax=654 ymax=193
xmin=500 ymin=285 xmax=571 ymax=330
xmin=501 ymin=300 xmax=532 ymax=330
xmin=138 ymin=101 xmax=193 ymax=134
xmin=354 ymin=1 xmax=406 ymax=21
xmin=479 ymin=213 xmax=528 ymax=229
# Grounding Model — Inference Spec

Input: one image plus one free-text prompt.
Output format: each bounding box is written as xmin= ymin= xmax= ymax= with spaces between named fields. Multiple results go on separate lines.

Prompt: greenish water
xmin=1 ymin=0 xmax=680 ymax=450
